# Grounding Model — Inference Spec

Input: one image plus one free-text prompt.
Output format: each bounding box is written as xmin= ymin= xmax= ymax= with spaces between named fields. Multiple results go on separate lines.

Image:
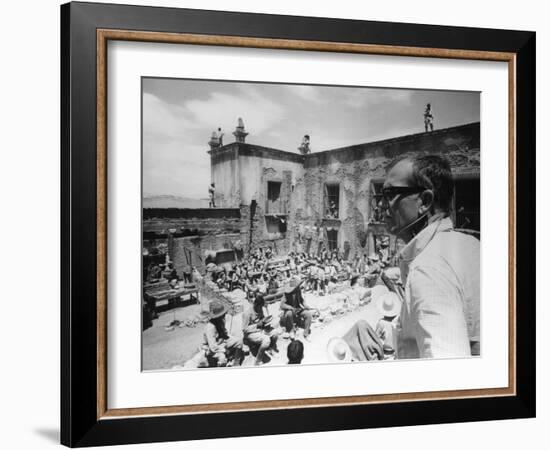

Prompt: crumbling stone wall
xmin=170 ymin=233 xmax=243 ymax=275
xmin=143 ymin=217 xmax=242 ymax=236
xmin=302 ymin=122 xmax=480 ymax=258
xmin=244 ymin=200 xmax=292 ymax=258
xmin=143 ymin=208 xmax=248 ymax=275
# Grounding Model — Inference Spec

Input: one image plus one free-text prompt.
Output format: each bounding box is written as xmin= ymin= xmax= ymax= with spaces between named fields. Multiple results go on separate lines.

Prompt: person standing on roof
xmin=424 ymin=103 xmax=434 ymax=132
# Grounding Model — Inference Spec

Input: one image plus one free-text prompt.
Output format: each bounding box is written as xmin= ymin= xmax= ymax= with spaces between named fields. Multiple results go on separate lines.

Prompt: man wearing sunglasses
xmin=380 ymin=154 xmax=480 ymax=359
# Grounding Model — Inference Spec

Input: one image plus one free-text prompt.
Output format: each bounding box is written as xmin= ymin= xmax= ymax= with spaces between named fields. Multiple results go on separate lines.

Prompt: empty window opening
xmin=266 ymin=181 xmax=282 ymax=214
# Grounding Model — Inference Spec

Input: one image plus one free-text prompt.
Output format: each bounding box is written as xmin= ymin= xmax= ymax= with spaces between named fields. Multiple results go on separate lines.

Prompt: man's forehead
xmin=384 ymin=159 xmax=414 ymax=187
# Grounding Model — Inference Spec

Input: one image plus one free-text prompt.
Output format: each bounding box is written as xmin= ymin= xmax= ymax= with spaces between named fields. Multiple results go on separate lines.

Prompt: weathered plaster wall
xmin=252 ymin=158 xmax=303 ymax=257
xmin=237 ymin=148 xmax=304 ymax=207
xmin=298 ymin=156 xmax=373 ymax=257
xmin=302 ymin=122 xmax=480 ymax=257
xmin=211 ymin=143 xmax=305 ymax=257
xmin=211 ymin=143 xmax=304 ymax=209
xmin=210 ymin=144 xmax=240 ymax=207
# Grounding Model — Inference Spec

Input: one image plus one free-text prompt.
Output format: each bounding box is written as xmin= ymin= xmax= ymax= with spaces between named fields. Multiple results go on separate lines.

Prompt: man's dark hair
xmin=410 ymin=155 xmax=453 ymax=214
xmin=287 ymin=340 xmax=304 ymax=364
xmin=387 ymin=154 xmax=453 ymax=214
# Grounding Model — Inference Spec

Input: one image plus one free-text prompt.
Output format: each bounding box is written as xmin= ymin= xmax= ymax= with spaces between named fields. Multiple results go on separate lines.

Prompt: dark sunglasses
xmin=381 ymin=186 xmax=425 ymax=203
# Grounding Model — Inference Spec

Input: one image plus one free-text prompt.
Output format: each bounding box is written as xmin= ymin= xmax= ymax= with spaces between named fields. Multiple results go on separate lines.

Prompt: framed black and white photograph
xmin=61 ymin=2 xmax=535 ymax=447
xmin=141 ymin=78 xmax=482 ymax=371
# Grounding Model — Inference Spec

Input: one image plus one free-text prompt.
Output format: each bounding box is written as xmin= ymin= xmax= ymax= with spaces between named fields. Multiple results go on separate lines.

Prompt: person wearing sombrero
xmin=280 ymin=277 xmax=313 ymax=341
xmin=326 ymin=337 xmax=353 ymax=363
xmin=340 ymin=319 xmax=385 ymax=361
xmin=202 ymin=301 xmax=243 ymax=367
xmin=375 ymin=292 xmax=402 ymax=359
xmin=242 ymin=293 xmax=279 ymax=365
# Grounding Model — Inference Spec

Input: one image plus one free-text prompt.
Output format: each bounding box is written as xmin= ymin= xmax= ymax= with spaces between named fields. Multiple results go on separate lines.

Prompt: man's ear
xmin=418 ymin=189 xmax=434 ymax=214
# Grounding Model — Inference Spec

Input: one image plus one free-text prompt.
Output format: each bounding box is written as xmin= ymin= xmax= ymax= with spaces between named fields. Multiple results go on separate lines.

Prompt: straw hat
xmin=284 ymin=277 xmax=302 ymax=294
xmin=208 ymin=301 xmax=227 ymax=319
xmin=326 ymin=337 xmax=352 ymax=363
xmin=376 ymin=292 xmax=401 ymax=318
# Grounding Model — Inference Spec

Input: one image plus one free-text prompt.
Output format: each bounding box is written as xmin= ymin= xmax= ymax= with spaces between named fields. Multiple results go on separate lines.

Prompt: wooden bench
xmin=144 ymin=280 xmax=199 ymax=310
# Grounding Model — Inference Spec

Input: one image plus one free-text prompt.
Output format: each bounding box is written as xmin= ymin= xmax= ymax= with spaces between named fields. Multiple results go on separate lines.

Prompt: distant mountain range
xmin=143 ymin=195 xmax=209 ymax=209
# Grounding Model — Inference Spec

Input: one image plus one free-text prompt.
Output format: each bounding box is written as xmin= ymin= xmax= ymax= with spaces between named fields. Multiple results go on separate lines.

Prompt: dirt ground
xmin=142 ymin=301 xmax=208 ymax=370
xmin=142 ymin=288 xmax=386 ymax=371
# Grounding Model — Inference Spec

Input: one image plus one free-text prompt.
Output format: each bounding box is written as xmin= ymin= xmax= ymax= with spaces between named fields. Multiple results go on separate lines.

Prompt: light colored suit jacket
xmin=397 ymin=216 xmax=480 ymax=359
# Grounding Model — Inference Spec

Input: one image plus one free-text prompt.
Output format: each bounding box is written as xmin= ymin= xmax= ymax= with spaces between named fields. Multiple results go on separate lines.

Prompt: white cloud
xmin=143 ymin=138 xmax=210 ymax=198
xmin=143 ymin=87 xmax=288 ymax=196
xmin=285 ymin=85 xmax=324 ymax=103
xmin=185 ymin=88 xmax=285 ymax=136
xmin=343 ymin=88 xmax=414 ymax=109
xmin=142 ymin=93 xmax=194 ymax=139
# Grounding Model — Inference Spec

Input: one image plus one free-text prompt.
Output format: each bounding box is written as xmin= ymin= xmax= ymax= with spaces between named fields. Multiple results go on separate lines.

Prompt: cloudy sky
xmin=143 ymin=78 xmax=479 ymax=199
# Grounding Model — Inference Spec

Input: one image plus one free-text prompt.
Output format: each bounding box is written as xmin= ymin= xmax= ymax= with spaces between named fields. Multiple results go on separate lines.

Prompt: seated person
xmin=317 ymin=264 xmax=326 ymax=295
xmin=202 ymin=301 xmax=243 ymax=367
xmin=287 ymin=339 xmax=304 ymax=364
xmin=256 ymin=275 xmax=268 ymax=295
xmin=215 ymin=272 xmax=227 ymax=290
xmin=228 ymin=271 xmax=239 ymax=291
xmin=147 ymin=263 xmax=162 ymax=282
xmin=289 ymin=258 xmax=296 ymax=273
xmin=267 ymin=276 xmax=279 ymax=295
xmin=341 ymin=319 xmax=384 ymax=361
xmin=182 ymin=264 xmax=192 ymax=284
xmin=165 ymin=262 xmax=178 ymax=282
xmin=191 ymin=266 xmax=203 ymax=284
xmin=280 ymin=278 xmax=313 ymax=341
xmin=307 ymin=264 xmax=318 ymax=292
xmin=375 ymin=292 xmax=401 ymax=360
xmin=242 ymin=293 xmax=279 ymax=365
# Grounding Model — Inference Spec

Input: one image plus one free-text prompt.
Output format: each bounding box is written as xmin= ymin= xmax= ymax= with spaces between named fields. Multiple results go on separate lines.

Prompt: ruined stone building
xmin=143 ymin=119 xmax=480 ymax=276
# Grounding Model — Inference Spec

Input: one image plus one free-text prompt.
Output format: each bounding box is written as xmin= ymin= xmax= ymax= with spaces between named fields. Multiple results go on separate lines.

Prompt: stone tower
xmin=233 ymin=117 xmax=249 ymax=143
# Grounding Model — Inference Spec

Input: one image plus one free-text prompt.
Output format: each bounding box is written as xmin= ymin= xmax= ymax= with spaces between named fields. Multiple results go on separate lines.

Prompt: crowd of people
xmin=146 ymin=239 xmax=398 ymax=368
xmin=205 ymin=246 xmax=389 ymax=298
xmin=198 ymin=269 xmax=398 ymax=368
xmin=193 ymin=244 xmax=394 ymax=367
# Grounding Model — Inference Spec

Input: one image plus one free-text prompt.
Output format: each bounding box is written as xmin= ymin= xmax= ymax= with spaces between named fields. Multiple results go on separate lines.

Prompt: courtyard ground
xmin=142 ymin=286 xmax=388 ymax=370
